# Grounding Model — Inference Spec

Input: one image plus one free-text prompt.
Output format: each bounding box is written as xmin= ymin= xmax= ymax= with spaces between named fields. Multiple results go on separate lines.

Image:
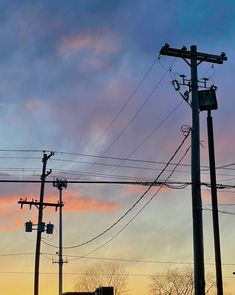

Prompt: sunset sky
xmin=1 ymin=1 xmax=235 ymax=294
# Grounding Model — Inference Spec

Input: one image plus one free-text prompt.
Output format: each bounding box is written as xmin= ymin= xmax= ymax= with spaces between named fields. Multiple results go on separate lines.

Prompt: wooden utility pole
xmin=34 ymin=151 xmax=53 ymax=295
xmin=207 ymin=110 xmax=223 ymax=295
xmin=159 ymin=44 xmax=227 ymax=295
xmin=53 ymin=178 xmax=67 ymax=295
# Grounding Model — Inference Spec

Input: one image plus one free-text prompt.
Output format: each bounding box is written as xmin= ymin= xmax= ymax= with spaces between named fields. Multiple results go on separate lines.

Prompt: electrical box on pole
xmin=25 ymin=221 xmax=33 ymax=232
xmin=198 ymin=89 xmax=217 ymax=111
xmin=46 ymin=222 xmax=54 ymax=234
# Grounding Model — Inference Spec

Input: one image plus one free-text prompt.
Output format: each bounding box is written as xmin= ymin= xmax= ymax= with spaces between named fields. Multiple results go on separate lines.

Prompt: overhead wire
xmin=96 ymin=59 xmax=176 ymax=157
xmin=203 ymin=207 xmax=235 ymax=216
xmin=104 ymin=100 xmax=184 ymax=176
xmin=0 ymin=149 xmax=44 ymax=153
xmin=69 ymin=143 xmax=191 ymax=258
xmin=200 ymin=64 xmax=215 ymax=80
xmin=63 ymin=255 xmax=235 ymax=267
xmin=64 ymin=56 xmax=158 ymax=173
xmin=0 ymin=167 xmax=234 ymax=191
xmin=0 ymin=270 xmax=234 ymax=279
xmin=42 ymin=126 xmax=190 ymax=250
xmin=3 ymin=149 xmax=235 ymax=173
xmin=0 ymin=270 xmax=210 ymax=277
xmin=0 ymin=152 xmax=193 ymax=166
xmin=2 ymin=162 xmax=235 ymax=182
xmin=2 ymin=252 xmax=235 ymax=267
xmin=78 ymin=56 xmax=159 ymax=155
xmin=72 ymin=59 xmax=176 ymax=178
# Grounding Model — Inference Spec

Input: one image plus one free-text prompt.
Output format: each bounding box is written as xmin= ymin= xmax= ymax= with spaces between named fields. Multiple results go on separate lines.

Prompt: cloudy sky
xmin=0 ymin=0 xmax=235 ymax=294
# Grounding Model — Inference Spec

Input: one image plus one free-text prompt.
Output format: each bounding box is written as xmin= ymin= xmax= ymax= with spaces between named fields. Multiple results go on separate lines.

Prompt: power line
xmin=74 ymin=144 xmax=191 ymax=258
xmin=2 ymin=163 xmax=235 ymax=182
xmin=103 ymin=100 xmax=184 ymax=176
xmin=0 ymin=149 xmax=44 ymax=153
xmin=2 ymin=149 xmax=235 ymax=173
xmin=95 ymin=60 xmax=176 ymax=157
xmin=0 ymin=270 xmax=234 ymax=279
xmin=0 ymin=178 xmax=234 ymax=192
xmin=0 ymin=271 xmax=198 ymax=277
xmin=78 ymin=57 xmax=158 ymax=157
xmin=0 ymin=252 xmax=35 ymax=257
xmin=2 ymin=252 xmax=235 ymax=267
xmin=203 ymin=208 xmax=235 ymax=216
xmin=74 ymin=60 xmax=176 ymax=179
xmin=63 ymin=255 xmax=235 ymax=267
xmin=42 ymin=127 xmax=190 ymax=250
xmin=2 ymin=164 xmax=235 ymax=184
xmin=64 ymin=57 xmax=158 ymax=174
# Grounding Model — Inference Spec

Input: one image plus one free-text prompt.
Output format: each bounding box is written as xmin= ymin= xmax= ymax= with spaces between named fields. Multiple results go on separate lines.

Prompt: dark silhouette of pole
xmin=159 ymin=43 xmax=226 ymax=295
xmin=59 ymin=185 xmax=63 ymax=295
xmin=190 ymin=45 xmax=205 ymax=294
xmin=53 ymin=179 xmax=67 ymax=295
xmin=34 ymin=151 xmax=53 ymax=295
xmin=207 ymin=110 xmax=223 ymax=294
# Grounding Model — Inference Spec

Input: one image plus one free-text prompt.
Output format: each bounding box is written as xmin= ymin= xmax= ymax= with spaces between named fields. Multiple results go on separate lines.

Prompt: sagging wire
xmin=68 ymin=137 xmax=191 ymax=259
xmin=42 ymin=126 xmax=191 ymax=250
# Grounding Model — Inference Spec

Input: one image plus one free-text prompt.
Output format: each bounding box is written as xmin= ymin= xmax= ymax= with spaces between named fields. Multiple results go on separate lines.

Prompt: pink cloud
xmin=0 ymin=194 xmax=20 ymax=205
xmin=203 ymin=129 xmax=235 ymax=164
xmin=202 ymin=190 xmax=235 ymax=204
xmin=217 ymin=191 xmax=235 ymax=204
xmin=0 ymin=195 xmax=28 ymax=232
xmin=0 ymin=195 xmax=40 ymax=232
xmin=46 ymin=191 xmax=120 ymax=213
xmin=0 ymin=213 xmax=25 ymax=233
xmin=64 ymin=193 xmax=120 ymax=212
xmin=26 ymin=99 xmax=44 ymax=113
xmin=122 ymin=184 xmax=171 ymax=195
xmin=0 ymin=190 xmax=120 ymax=232
xmin=58 ymin=31 xmax=120 ymax=71
xmin=106 ymin=83 xmax=121 ymax=99
xmin=89 ymin=117 xmax=110 ymax=135
xmin=59 ymin=33 xmax=119 ymax=55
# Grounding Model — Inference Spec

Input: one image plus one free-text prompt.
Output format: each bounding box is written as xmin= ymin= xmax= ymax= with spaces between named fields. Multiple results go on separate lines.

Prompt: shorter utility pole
xmin=18 ymin=198 xmax=63 ymax=293
xmin=18 ymin=151 xmax=63 ymax=295
xmin=53 ymin=178 xmax=67 ymax=295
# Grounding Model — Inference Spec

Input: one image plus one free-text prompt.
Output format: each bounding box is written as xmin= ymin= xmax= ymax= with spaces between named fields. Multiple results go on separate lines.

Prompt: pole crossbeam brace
xmin=160 ymin=44 xmax=227 ymax=64
xmin=18 ymin=199 xmax=63 ymax=209
xmin=52 ymin=259 xmax=68 ymax=264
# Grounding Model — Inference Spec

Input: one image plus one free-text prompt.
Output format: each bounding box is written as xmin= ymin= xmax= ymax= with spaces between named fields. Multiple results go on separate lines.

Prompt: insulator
xmin=171 ymin=80 xmax=180 ymax=91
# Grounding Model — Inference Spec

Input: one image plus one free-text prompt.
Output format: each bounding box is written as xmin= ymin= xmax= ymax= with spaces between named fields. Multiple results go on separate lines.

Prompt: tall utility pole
xmin=159 ymin=44 xmax=227 ymax=295
xmin=53 ymin=178 xmax=67 ymax=295
xmin=35 ymin=151 xmax=54 ymax=295
xmin=207 ymin=109 xmax=223 ymax=295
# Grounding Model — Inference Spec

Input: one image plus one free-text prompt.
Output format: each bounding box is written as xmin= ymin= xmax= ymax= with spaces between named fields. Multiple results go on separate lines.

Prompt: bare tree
xmin=149 ymin=267 xmax=215 ymax=295
xmin=74 ymin=263 xmax=128 ymax=295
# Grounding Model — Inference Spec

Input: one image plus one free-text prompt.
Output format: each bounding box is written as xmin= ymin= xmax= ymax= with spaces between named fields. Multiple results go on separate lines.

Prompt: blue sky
xmin=0 ymin=1 xmax=235 ymax=294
